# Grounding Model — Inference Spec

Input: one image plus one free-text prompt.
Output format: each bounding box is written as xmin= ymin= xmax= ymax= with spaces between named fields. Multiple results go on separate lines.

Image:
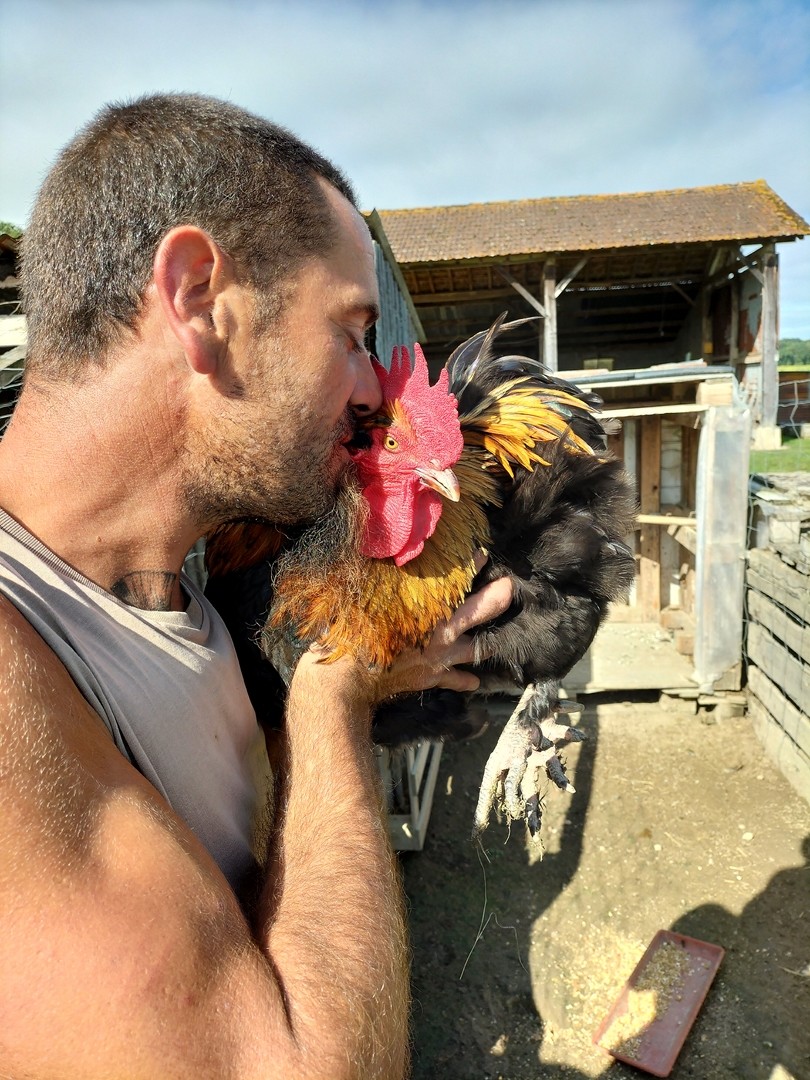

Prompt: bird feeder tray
xmin=593 ymin=929 xmax=724 ymax=1077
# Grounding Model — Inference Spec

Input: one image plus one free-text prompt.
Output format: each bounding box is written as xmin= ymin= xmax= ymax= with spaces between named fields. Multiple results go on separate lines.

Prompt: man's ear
xmin=152 ymin=226 xmax=229 ymax=376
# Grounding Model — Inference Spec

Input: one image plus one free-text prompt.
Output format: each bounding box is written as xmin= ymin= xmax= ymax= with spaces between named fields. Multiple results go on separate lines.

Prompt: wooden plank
xmin=669 ymin=524 xmax=697 ymax=555
xmin=638 ymin=513 xmax=696 ymax=526
xmin=748 ymin=694 xmax=810 ymax=805
xmin=681 ymin=425 xmax=698 ymax=509
xmin=601 ymin=403 xmax=710 ymax=419
xmin=748 ymin=665 xmax=810 ymax=758
xmin=747 ymin=589 xmax=810 ymax=667
xmin=638 ymin=416 xmax=662 ymax=618
xmin=660 ymin=528 xmax=682 ymax=609
xmin=696 ymin=381 xmax=734 ymax=406
xmin=747 ymin=548 xmax=810 ymax=624
xmin=747 ymin=622 xmax=810 ymax=715
xmin=577 ymin=372 xmax=736 ymax=394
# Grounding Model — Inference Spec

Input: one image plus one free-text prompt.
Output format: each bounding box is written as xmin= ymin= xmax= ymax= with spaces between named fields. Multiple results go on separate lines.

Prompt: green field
xmin=750 ymin=432 xmax=810 ymax=474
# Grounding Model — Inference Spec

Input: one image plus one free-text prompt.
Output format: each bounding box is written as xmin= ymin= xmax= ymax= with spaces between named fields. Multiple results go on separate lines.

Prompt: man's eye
xmin=383 ymin=435 xmax=399 ymax=452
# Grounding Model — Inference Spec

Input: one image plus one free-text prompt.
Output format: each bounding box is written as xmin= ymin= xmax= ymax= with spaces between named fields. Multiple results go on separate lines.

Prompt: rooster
xmin=204 ymin=316 xmax=637 ymax=839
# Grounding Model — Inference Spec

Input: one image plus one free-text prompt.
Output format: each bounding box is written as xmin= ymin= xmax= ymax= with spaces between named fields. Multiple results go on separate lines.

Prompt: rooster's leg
xmin=472 ymin=682 xmax=584 ymax=840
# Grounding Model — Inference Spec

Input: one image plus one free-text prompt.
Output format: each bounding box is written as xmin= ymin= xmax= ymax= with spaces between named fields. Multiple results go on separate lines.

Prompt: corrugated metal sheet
xmin=372 ymin=241 xmax=420 ymax=366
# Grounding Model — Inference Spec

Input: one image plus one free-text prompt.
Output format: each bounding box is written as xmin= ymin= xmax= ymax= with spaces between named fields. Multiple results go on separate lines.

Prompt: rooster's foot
xmin=472 ymin=685 xmax=584 ymax=840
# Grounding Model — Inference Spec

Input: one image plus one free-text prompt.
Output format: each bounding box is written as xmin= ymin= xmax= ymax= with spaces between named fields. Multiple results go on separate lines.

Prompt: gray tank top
xmin=0 ymin=509 xmax=272 ymax=894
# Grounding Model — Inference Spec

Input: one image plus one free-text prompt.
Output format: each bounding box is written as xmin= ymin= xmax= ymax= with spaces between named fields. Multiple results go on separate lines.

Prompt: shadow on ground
xmin=402 ymin=695 xmax=810 ymax=1080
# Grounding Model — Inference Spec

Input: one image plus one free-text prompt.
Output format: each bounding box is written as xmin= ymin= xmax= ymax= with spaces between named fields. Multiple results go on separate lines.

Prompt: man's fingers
xmin=472 ymin=549 xmax=489 ymax=574
xmin=447 ymin=576 xmax=513 ymax=637
xmin=435 ymin=667 xmax=480 ymax=693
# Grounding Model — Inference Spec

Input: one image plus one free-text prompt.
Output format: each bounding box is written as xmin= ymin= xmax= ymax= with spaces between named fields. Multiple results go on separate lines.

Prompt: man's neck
xmin=0 ymin=369 xmax=198 ymax=613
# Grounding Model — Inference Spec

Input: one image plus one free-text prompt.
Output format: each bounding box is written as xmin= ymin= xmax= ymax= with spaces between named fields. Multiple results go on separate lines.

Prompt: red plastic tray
xmin=593 ymin=930 xmax=724 ymax=1077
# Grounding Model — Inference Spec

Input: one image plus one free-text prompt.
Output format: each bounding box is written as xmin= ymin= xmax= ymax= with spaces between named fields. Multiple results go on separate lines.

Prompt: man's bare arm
xmin=0 ymin=578 xmax=511 ymax=1079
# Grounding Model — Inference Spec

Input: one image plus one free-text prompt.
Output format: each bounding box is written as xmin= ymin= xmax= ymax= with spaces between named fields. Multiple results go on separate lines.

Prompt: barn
xmin=377 ymin=180 xmax=809 ymax=437
xmin=372 ymin=182 xmax=810 ymax=839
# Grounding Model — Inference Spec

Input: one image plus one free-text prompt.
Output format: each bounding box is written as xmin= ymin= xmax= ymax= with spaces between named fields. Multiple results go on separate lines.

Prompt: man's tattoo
xmin=110 ymin=571 xmax=178 ymax=611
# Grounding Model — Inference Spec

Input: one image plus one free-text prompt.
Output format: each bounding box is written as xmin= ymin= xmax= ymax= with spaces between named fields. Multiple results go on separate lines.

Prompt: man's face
xmin=184 ymin=183 xmax=382 ymax=529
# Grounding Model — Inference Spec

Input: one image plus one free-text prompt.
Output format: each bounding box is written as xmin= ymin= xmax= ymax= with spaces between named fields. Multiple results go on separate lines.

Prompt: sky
xmin=2 ymin=0 xmax=809 ymax=336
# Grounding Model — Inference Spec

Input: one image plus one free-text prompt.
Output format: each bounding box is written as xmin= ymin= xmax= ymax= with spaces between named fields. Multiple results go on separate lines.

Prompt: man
xmin=0 ymin=94 xmax=511 ymax=1078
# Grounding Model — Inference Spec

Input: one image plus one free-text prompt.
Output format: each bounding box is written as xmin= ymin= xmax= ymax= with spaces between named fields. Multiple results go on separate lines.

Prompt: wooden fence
xmin=746 ymin=479 xmax=810 ymax=802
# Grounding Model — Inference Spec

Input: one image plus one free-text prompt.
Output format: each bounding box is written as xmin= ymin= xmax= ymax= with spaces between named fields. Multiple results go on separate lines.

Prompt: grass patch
xmin=750 ymin=432 xmax=810 ymax=474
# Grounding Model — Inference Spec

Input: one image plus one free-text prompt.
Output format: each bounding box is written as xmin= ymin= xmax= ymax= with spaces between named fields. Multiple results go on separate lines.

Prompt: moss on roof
xmin=376 ymin=181 xmax=809 ymax=265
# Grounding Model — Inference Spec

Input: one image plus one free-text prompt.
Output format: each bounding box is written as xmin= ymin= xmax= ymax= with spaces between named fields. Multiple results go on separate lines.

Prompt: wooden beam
xmin=495 ymin=266 xmax=546 ymax=318
xmin=410 ymin=286 xmax=519 ymax=305
xmin=555 ymin=256 xmax=588 ymax=298
xmin=670 ymin=281 xmax=695 ymax=306
xmin=543 ymin=259 xmax=558 ymax=372
xmin=761 ymin=244 xmax=779 ymax=427
xmin=704 ymin=244 xmax=767 ymax=290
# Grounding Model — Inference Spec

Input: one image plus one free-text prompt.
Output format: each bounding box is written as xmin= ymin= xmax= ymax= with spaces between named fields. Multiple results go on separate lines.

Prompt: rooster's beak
xmin=414 ymin=463 xmax=461 ymax=502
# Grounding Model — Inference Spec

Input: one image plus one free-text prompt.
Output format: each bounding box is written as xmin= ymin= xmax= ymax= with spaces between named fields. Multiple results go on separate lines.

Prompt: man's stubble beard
xmin=181 ymin=408 xmax=355 ymax=532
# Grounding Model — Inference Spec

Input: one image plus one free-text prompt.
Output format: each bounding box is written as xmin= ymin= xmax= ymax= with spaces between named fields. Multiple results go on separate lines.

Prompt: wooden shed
xmin=374 ymin=184 xmax=797 ymax=705
xmin=376 ymin=181 xmax=809 ymax=435
xmin=561 ymin=361 xmax=751 ymax=699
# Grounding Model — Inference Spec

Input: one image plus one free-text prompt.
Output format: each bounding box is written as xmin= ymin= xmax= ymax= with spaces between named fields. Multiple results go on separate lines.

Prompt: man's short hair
xmin=20 ymin=92 xmax=358 ymax=377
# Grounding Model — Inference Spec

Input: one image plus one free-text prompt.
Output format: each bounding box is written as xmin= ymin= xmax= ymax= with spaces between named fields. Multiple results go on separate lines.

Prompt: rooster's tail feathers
xmin=446 ymin=313 xmax=538 ymax=395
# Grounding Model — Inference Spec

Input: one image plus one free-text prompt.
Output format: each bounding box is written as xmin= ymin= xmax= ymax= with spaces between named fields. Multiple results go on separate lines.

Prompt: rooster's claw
xmin=472 ymin=685 xmax=582 ymax=840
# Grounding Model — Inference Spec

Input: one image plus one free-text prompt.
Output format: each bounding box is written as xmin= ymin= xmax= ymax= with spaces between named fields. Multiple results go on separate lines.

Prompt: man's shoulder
xmin=0 ymin=591 xmax=63 ymax=678
xmin=0 ymin=593 xmax=99 ymax=752
xmin=0 ymin=591 xmax=49 ymax=677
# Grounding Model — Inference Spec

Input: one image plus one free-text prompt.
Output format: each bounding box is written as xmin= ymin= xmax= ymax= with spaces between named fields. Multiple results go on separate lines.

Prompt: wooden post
xmin=543 ymin=259 xmax=557 ymax=372
xmin=639 ymin=417 xmax=662 ymax=620
xmin=729 ymin=274 xmax=739 ymax=367
xmin=700 ymin=286 xmax=713 ymax=361
xmin=761 ymin=244 xmax=779 ymax=428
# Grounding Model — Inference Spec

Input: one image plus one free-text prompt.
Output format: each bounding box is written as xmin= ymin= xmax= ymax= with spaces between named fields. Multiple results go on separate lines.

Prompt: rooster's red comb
xmin=372 ymin=344 xmax=463 ymax=466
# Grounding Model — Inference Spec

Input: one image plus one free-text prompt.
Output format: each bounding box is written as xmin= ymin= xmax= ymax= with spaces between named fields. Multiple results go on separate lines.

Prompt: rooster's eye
xmin=383 ymin=435 xmax=399 ymax=452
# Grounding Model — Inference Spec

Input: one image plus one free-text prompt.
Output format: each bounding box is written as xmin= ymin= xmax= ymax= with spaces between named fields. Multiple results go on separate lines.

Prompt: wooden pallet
xmin=376 ymin=741 xmax=443 ymax=851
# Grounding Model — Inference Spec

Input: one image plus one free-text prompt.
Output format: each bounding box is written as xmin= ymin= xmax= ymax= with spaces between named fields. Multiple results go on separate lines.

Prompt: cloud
xmin=2 ymin=0 xmax=808 ymax=334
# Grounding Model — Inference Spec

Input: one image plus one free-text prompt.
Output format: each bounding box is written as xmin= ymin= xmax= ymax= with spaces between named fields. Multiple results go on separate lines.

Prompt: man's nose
xmin=350 ymin=352 xmax=383 ymax=415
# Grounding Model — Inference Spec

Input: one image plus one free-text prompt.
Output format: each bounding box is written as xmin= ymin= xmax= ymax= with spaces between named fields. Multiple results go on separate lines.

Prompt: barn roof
xmin=376 ymin=180 xmax=809 ymax=265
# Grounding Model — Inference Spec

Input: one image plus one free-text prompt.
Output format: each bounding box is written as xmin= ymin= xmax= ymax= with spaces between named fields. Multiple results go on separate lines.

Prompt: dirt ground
xmin=401 ymin=694 xmax=810 ymax=1080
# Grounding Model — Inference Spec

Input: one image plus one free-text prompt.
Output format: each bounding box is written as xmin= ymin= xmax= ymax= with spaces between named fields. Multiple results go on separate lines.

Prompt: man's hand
xmin=372 ymin=575 xmax=514 ymax=699
xmin=296 ymin=574 xmax=513 ymax=710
